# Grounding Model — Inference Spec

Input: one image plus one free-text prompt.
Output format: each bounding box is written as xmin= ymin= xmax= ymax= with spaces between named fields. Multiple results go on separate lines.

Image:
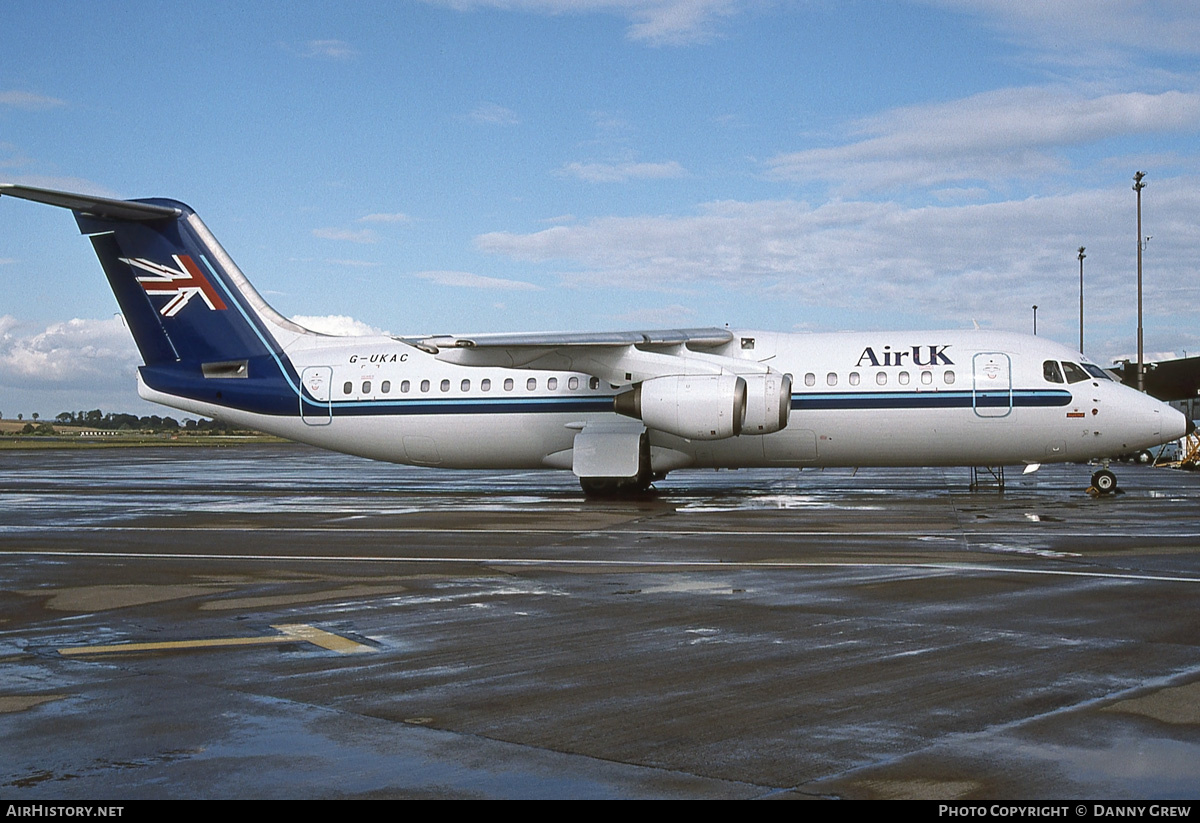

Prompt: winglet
xmin=0 ymin=183 xmax=180 ymax=221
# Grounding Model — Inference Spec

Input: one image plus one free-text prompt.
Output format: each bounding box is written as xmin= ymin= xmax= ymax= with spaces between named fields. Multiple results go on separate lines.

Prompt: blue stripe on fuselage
xmin=140 ymin=363 xmax=1076 ymax=420
xmin=791 ymin=389 xmax=1072 ymax=411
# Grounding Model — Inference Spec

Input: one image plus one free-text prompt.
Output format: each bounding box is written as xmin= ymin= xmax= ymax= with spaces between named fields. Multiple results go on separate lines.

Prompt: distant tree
xmin=17 ymin=414 xmax=22 ymax=421
xmin=56 ymin=412 xmax=74 ymax=424
xmin=31 ymin=413 xmax=39 ymax=422
xmin=110 ymin=413 xmax=139 ymax=429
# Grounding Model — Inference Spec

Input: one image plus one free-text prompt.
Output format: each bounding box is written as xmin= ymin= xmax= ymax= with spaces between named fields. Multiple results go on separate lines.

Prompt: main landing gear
xmin=578 ymin=475 xmax=658 ymax=497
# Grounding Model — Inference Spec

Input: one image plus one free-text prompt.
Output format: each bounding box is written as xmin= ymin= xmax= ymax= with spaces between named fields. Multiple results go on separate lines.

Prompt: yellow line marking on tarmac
xmin=57 ymin=623 xmax=373 ymax=657
xmin=273 ymin=622 xmax=374 ymax=654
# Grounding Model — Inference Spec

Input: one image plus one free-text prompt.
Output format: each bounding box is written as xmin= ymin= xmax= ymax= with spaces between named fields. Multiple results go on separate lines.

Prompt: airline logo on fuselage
xmin=121 ymin=254 xmax=228 ymax=317
xmin=856 ymin=345 xmax=953 ymax=367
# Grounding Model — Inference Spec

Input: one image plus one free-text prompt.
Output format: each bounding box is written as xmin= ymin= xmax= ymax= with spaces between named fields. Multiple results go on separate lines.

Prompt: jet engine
xmin=614 ymin=374 xmax=746 ymax=440
xmin=741 ymin=372 xmax=792 ymax=435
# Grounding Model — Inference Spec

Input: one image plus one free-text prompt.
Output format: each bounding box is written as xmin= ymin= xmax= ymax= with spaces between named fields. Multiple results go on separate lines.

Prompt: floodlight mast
xmin=1133 ymin=171 xmax=1146 ymax=393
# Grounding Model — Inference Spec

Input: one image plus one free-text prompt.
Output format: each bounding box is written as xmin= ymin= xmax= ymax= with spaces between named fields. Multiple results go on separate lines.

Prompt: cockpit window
xmin=1061 ymin=361 xmax=1091 ymax=384
xmin=1082 ymin=364 xmax=1112 ymax=381
xmin=1043 ymin=360 xmax=1064 ymax=383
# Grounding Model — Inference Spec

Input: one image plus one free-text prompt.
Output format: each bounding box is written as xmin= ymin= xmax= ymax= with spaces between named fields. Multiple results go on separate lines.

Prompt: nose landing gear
xmin=1089 ymin=468 xmax=1119 ymax=496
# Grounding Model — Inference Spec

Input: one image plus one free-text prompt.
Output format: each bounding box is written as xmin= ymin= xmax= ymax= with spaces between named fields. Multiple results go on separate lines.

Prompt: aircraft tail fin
xmin=1 ymin=183 xmax=313 ymax=415
xmin=1 ymin=183 xmax=310 ymax=367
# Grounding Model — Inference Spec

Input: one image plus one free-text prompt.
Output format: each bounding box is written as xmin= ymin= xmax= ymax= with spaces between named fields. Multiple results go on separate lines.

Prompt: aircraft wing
xmin=404 ymin=327 xmax=770 ymax=385
xmin=410 ymin=327 xmax=734 ymax=351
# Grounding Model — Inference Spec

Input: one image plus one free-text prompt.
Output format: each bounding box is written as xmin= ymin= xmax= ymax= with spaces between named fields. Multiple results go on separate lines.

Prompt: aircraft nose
xmin=1163 ymin=405 xmax=1190 ymax=441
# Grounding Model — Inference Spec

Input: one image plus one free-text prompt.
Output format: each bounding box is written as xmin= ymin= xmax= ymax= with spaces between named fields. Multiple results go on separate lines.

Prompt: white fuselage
xmin=139 ymin=328 xmax=1186 ymax=474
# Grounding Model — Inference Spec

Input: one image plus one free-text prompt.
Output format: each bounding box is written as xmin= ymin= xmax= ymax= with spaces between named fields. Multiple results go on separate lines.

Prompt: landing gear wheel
xmin=579 ymin=475 xmax=654 ymax=497
xmin=1091 ymin=469 xmax=1118 ymax=495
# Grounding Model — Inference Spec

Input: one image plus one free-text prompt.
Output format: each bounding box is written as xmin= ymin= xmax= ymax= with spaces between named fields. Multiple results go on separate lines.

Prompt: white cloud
xmin=468 ymin=102 xmax=520 ymax=125
xmin=559 ymin=160 xmax=686 ymax=182
xmin=612 ymin=303 xmax=698 ymax=326
xmin=313 ymin=227 xmax=378 ymax=243
xmin=0 ymin=315 xmax=138 ymax=389
xmin=925 ymin=0 xmax=1200 ymax=60
xmin=767 ymin=88 xmax=1200 ymax=192
xmin=619 ymin=0 xmax=738 ymax=45
xmin=323 ymin=258 xmax=382 ymax=268
xmin=291 ymin=315 xmax=388 ymax=336
xmin=0 ymin=91 xmax=65 ymax=110
xmin=475 ymin=180 xmax=1200 ymax=360
xmin=415 ymin=270 xmax=542 ymax=291
xmin=420 ymin=0 xmax=739 ymax=45
xmin=358 ymin=212 xmax=412 ymax=223
xmin=301 ymin=39 xmax=357 ymax=59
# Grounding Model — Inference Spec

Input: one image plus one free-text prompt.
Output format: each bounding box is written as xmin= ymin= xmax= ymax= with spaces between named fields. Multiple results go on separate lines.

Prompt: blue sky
xmin=2 ymin=0 xmax=1200 ymax=415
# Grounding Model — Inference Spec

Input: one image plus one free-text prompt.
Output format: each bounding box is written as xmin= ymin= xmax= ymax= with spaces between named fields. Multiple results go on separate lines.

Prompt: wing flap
xmin=408 ymin=327 xmax=733 ymax=352
xmin=406 ymin=327 xmax=746 ymax=385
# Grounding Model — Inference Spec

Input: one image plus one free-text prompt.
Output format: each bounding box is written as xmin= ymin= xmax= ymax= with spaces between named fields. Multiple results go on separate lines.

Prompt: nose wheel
xmin=1089 ymin=468 xmax=1119 ymax=496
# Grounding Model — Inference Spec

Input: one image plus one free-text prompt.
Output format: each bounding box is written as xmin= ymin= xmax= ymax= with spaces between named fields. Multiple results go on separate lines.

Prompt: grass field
xmin=0 ymin=419 xmax=286 ymax=448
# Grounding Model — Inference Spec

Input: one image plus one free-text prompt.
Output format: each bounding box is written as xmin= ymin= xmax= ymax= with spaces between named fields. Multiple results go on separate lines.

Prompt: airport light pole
xmin=1134 ymin=171 xmax=1146 ymax=392
xmin=1032 ymin=305 xmax=1038 ymax=336
xmin=1078 ymin=246 xmax=1085 ymax=353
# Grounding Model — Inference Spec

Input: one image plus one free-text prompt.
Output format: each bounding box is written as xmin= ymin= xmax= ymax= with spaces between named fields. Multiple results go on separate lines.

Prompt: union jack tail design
xmin=121 ymin=254 xmax=228 ymax=316
xmin=0 ymin=183 xmax=300 ymax=380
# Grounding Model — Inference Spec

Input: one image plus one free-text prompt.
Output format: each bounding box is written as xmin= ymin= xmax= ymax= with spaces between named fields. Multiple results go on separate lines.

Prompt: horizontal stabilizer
xmin=0 ymin=183 xmax=180 ymax=221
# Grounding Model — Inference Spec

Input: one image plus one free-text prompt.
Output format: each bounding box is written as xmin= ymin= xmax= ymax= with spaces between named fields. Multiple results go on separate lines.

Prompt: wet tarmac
xmin=2 ymin=445 xmax=1200 ymax=799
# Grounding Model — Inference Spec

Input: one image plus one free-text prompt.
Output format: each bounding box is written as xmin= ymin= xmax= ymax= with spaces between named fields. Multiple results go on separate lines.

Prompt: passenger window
xmin=362 ymin=381 xmax=371 ymax=394
xmin=440 ymin=379 xmax=450 ymax=392
xmin=527 ymin=378 xmax=537 ymax=391
xmin=343 ymin=381 xmax=352 ymax=395
xmin=1043 ymin=360 xmax=1065 ymax=383
xmin=826 ymin=372 xmax=837 ymax=387
xmin=898 ymin=371 xmax=910 ymax=385
xmin=849 ymin=372 xmax=860 ymax=386
xmin=504 ymin=378 xmax=514 ymax=391
xmin=804 ymin=373 xmax=816 ymax=387
xmin=381 ymin=380 xmax=391 ymax=393
xmin=589 ymin=377 xmax=600 ymax=390
xmin=548 ymin=377 xmax=558 ymax=390
xmin=1061 ymin=362 xmax=1090 ymax=384
xmin=920 ymin=371 xmax=932 ymax=385
xmin=481 ymin=378 xmax=491 ymax=391
xmin=944 ymin=370 xmax=956 ymax=385
xmin=568 ymin=376 xmax=579 ymax=390
xmin=420 ymin=379 xmax=430 ymax=392
xmin=461 ymin=379 xmax=470 ymax=392
xmin=876 ymin=372 xmax=887 ymax=386
xmin=401 ymin=380 xmax=410 ymax=393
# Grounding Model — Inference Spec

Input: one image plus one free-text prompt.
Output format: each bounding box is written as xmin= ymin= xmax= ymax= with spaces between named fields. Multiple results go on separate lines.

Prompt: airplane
xmin=1 ymin=182 xmax=1191 ymax=496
